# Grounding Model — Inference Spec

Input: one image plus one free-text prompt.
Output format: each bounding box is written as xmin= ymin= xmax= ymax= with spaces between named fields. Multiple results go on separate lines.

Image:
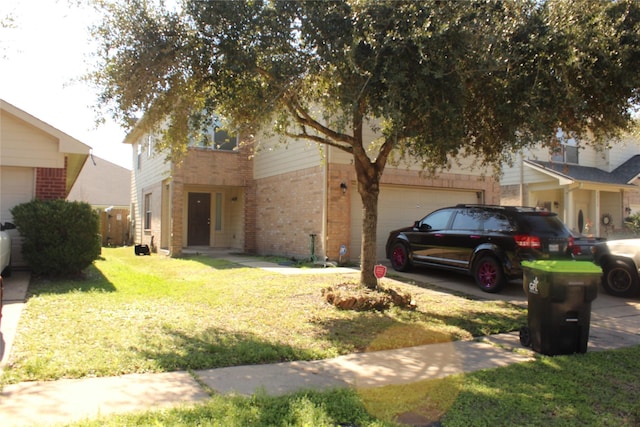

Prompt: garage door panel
xmin=1 ymin=167 xmax=34 ymax=267
xmin=350 ymin=186 xmax=478 ymax=261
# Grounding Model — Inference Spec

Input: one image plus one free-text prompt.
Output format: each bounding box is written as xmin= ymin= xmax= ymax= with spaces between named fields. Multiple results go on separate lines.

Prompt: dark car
xmin=386 ymin=204 xmax=575 ymax=293
xmin=593 ymin=238 xmax=640 ymax=297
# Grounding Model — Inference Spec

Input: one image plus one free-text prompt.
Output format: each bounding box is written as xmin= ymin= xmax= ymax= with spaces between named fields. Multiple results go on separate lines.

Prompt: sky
xmin=1 ymin=0 xmax=132 ymax=170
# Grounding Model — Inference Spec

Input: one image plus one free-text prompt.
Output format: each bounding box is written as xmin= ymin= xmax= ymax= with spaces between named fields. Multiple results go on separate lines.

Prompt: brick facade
xmin=35 ymin=158 xmax=68 ymax=200
xmin=254 ymin=165 xmax=325 ymax=258
xmin=131 ymin=135 xmax=500 ymax=261
xmin=325 ymin=163 xmax=353 ymax=261
xmin=500 ymin=184 xmax=525 ymax=207
xmin=253 ymin=162 xmax=500 ymax=262
xmin=379 ymin=167 xmax=500 ymax=204
xmin=166 ymin=145 xmax=255 ymax=255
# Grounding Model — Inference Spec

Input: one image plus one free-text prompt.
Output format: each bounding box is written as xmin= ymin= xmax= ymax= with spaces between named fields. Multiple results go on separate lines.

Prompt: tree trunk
xmin=359 ymin=184 xmax=379 ymax=289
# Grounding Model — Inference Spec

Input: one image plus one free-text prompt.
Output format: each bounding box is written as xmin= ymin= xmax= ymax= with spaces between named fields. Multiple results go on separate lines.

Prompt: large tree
xmin=90 ymin=0 xmax=640 ymax=289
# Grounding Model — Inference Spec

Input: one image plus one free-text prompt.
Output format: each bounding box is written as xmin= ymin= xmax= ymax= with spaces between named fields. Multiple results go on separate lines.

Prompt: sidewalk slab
xmin=1 ymin=271 xmax=30 ymax=368
xmin=222 ymin=256 xmax=358 ymax=275
xmin=197 ymin=334 xmax=535 ymax=397
xmin=0 ymin=371 xmax=210 ymax=427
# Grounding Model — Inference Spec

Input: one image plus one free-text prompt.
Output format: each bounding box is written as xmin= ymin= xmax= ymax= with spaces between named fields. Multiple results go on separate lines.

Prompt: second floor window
xmin=189 ymin=115 xmax=238 ymax=151
xmin=551 ymin=143 xmax=579 ymax=164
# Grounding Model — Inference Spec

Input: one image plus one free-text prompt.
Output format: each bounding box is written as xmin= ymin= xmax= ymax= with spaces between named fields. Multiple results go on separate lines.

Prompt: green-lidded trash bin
xmin=519 ymin=260 xmax=601 ymax=356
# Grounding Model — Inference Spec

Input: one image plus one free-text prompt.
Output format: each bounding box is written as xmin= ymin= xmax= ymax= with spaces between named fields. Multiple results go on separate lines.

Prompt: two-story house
xmin=501 ymin=135 xmax=640 ymax=238
xmin=126 ymin=121 xmax=499 ymax=263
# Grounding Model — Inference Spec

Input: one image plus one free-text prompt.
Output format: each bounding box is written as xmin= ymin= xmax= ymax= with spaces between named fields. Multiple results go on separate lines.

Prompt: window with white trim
xmin=551 ymin=144 xmax=579 ymax=164
xmin=144 ymin=193 xmax=152 ymax=230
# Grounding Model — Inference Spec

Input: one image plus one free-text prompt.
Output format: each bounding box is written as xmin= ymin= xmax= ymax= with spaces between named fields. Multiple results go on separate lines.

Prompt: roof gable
xmin=1 ymin=99 xmax=90 ymax=192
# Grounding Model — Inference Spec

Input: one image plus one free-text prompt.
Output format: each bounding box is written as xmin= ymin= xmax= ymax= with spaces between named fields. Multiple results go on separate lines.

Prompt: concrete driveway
xmin=386 ymin=264 xmax=640 ymax=351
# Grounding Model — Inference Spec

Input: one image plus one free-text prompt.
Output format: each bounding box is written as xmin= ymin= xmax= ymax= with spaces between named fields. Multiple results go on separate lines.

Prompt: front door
xmin=188 ymin=193 xmax=211 ymax=246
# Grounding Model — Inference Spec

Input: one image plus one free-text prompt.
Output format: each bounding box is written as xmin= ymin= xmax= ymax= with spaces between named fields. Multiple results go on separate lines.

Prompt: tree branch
xmin=285 ymin=97 xmax=355 ymax=146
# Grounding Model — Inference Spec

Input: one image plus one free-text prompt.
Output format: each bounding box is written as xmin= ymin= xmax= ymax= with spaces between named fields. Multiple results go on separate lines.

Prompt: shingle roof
xmin=612 ymin=155 xmax=640 ymax=184
xmin=525 ymin=158 xmax=640 ymax=186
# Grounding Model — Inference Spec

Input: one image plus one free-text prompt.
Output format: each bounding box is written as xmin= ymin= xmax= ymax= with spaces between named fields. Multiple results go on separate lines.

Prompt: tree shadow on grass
xmin=136 ymin=325 xmax=323 ymax=371
xmin=308 ymin=300 xmax=527 ymax=354
xmin=26 ymin=264 xmax=116 ymax=296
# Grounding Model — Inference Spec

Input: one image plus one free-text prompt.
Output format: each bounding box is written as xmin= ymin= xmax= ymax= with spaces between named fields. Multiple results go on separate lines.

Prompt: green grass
xmin=360 ymin=345 xmax=640 ymax=426
xmin=62 ymin=346 xmax=640 ymax=426
xmin=3 ymin=247 xmax=524 ymax=384
xmin=69 ymin=388 xmax=394 ymax=427
xmin=4 ymin=247 xmax=640 ymax=426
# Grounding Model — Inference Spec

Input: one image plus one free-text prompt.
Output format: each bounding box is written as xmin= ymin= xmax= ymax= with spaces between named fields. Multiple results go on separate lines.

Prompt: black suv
xmin=386 ymin=204 xmax=574 ymax=293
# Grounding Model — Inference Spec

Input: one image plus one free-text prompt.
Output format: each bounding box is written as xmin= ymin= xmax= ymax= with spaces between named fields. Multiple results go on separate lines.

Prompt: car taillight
xmin=515 ymin=235 xmax=542 ymax=249
xmin=569 ymin=236 xmax=579 ymax=255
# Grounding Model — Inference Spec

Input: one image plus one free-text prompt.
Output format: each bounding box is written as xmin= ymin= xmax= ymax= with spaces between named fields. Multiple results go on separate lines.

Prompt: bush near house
xmin=11 ymin=200 xmax=101 ymax=276
xmin=624 ymin=212 xmax=640 ymax=236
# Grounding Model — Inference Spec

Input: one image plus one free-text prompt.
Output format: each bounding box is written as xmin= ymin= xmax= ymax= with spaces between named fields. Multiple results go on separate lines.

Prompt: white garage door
xmin=1 ymin=166 xmax=35 ymax=267
xmin=350 ymin=185 xmax=479 ymax=262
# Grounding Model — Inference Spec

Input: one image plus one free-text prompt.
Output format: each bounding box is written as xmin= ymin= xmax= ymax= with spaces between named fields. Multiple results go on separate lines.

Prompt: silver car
xmin=593 ymin=238 xmax=640 ymax=298
xmin=0 ymin=222 xmax=15 ymax=277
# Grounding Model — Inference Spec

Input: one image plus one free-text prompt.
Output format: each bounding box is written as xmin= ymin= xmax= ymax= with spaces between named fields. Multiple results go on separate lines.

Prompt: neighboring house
xmin=0 ymin=99 xmax=90 ymax=267
xmin=127 ymin=119 xmax=498 ymax=262
xmin=501 ymin=135 xmax=640 ymax=238
xmin=67 ymin=155 xmax=132 ymax=246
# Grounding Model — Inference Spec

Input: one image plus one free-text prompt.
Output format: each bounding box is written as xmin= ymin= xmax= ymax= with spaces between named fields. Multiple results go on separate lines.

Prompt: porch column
xmin=564 ymin=187 xmax=574 ymax=232
xmin=594 ymin=190 xmax=601 ymax=237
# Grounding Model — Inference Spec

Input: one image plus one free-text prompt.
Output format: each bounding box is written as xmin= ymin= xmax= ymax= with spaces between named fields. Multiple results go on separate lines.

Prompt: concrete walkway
xmin=1 ymin=256 xmax=640 ymax=426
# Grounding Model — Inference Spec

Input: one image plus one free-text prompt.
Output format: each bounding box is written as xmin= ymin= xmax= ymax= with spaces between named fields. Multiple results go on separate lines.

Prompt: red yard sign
xmin=374 ymin=264 xmax=387 ymax=279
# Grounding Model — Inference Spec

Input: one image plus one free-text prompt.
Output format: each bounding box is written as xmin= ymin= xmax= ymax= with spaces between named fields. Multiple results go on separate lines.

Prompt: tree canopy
xmin=90 ymin=0 xmax=640 ymax=288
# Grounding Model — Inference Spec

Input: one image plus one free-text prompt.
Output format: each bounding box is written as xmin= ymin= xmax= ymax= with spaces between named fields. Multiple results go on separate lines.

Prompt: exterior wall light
xmin=340 ymin=182 xmax=347 ymax=194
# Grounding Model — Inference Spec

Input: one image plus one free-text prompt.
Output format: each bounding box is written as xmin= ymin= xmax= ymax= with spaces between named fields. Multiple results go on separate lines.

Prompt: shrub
xmin=11 ymin=199 xmax=101 ymax=276
xmin=623 ymin=212 xmax=640 ymax=236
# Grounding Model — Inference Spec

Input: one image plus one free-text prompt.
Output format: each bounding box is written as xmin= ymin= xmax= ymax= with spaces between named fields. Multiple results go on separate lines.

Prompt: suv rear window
xmin=484 ymin=212 xmax=512 ymax=232
xmin=515 ymin=213 xmax=568 ymax=235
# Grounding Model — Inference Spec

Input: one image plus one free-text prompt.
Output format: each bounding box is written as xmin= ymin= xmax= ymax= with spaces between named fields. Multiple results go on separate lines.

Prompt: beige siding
xmin=578 ymin=145 xmax=605 ymax=168
xmin=609 ymin=136 xmax=640 ymax=171
xmin=500 ymin=152 xmax=524 ymax=186
xmin=129 ymin=137 xmax=171 ymax=245
xmin=330 ymin=143 xmax=490 ymax=177
xmin=253 ymin=135 xmax=324 ymax=179
xmin=0 ymin=111 xmax=65 ymax=168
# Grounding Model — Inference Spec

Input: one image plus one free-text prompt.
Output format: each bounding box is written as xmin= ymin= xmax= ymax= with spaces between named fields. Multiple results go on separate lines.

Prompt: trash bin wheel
xmin=519 ymin=326 xmax=531 ymax=348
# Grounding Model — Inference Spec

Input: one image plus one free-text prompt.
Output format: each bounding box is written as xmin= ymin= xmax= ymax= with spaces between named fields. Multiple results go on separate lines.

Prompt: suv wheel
xmin=473 ymin=255 xmax=505 ymax=293
xmin=390 ymin=242 xmax=412 ymax=272
xmin=602 ymin=259 xmax=640 ymax=297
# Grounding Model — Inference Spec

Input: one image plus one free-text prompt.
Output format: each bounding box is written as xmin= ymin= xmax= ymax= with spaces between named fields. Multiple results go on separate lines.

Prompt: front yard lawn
xmin=2 ymin=247 xmax=525 ymax=384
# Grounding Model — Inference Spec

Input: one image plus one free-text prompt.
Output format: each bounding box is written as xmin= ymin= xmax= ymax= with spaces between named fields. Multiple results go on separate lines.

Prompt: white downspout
xmin=519 ymin=152 xmax=525 ymax=206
